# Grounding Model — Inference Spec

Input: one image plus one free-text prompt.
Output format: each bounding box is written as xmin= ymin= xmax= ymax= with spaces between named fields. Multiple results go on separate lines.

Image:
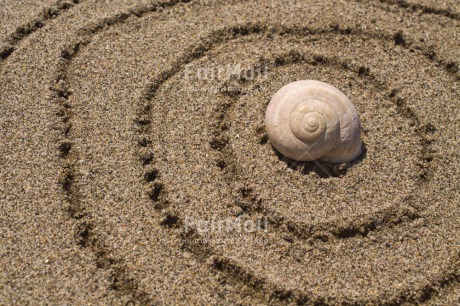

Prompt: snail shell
xmin=265 ymin=80 xmax=362 ymax=163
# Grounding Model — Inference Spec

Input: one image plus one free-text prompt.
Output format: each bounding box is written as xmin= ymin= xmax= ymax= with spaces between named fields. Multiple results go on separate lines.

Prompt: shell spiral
xmin=265 ymin=80 xmax=362 ymax=163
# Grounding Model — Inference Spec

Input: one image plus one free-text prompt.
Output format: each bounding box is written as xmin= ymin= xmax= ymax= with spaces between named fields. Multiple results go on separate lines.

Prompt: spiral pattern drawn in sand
xmin=1 ymin=0 xmax=459 ymax=305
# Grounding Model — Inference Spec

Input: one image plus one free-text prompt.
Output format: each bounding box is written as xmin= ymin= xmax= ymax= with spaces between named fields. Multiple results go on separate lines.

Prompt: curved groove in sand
xmin=35 ymin=1 xmax=457 ymax=304
xmin=134 ymin=24 xmax=458 ymax=304
xmin=137 ymin=24 xmax=441 ymax=238
xmin=49 ymin=1 xmax=197 ymax=304
xmin=207 ymin=49 xmax=436 ymax=242
xmin=367 ymin=0 xmax=460 ymax=20
xmin=0 ymin=0 xmax=82 ymax=64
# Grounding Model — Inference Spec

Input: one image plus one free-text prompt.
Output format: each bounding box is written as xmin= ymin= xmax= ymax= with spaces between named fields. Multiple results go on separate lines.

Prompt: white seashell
xmin=265 ymin=80 xmax=362 ymax=163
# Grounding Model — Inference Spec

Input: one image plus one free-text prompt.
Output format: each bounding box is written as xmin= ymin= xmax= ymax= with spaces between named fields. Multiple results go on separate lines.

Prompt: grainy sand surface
xmin=0 ymin=0 xmax=459 ymax=305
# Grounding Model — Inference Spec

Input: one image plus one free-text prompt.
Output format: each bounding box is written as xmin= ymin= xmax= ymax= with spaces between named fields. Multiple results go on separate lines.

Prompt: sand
xmin=0 ymin=0 xmax=459 ymax=305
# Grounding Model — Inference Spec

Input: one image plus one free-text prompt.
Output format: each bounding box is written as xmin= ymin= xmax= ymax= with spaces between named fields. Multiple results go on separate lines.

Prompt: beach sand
xmin=0 ymin=0 xmax=459 ymax=304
